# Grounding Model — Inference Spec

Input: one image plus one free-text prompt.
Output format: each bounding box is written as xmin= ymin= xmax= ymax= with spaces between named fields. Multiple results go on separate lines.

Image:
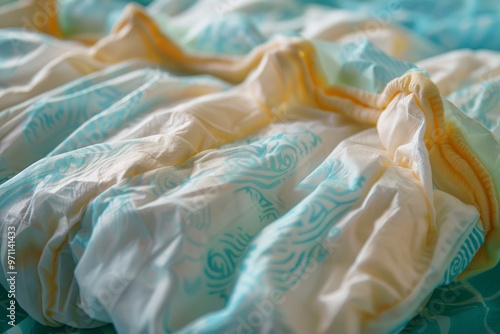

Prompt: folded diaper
xmin=0 ymin=1 xmax=499 ymax=333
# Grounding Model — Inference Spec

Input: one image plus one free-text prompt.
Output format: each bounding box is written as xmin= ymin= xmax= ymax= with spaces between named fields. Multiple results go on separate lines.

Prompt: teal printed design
xmin=232 ymin=158 xmax=364 ymax=297
xmin=22 ymin=79 xmax=124 ymax=147
xmin=448 ymin=78 xmax=500 ymax=134
xmin=441 ymin=224 xmax=484 ymax=285
xmin=402 ymin=223 xmax=497 ymax=334
xmin=235 ymin=187 xmax=280 ymax=223
xmin=205 ymin=226 xmax=253 ymax=301
xmin=180 ymin=159 xmax=364 ymax=333
xmin=49 ymin=84 xmax=145 ymax=153
xmin=0 ymin=31 xmax=40 ymax=84
xmin=338 ymin=40 xmax=417 ymax=93
xmin=0 ymin=65 xmax=156 ymax=184
xmin=204 ymin=188 xmax=277 ymax=301
xmin=190 ymin=13 xmax=265 ymax=55
xmin=109 ymin=129 xmax=324 ymax=331
xmin=223 ymin=130 xmax=322 ymax=189
xmin=201 ymin=130 xmax=322 ymax=300
xmin=262 ymin=162 xmax=364 ymax=289
xmin=0 ymin=141 xmax=136 ymax=209
xmin=149 ymin=166 xmax=189 ymax=198
xmin=298 ymin=158 xmax=359 ymax=191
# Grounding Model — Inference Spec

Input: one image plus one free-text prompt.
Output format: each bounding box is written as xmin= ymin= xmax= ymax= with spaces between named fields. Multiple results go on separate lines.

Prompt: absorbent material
xmin=0 ymin=1 xmax=499 ymax=333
